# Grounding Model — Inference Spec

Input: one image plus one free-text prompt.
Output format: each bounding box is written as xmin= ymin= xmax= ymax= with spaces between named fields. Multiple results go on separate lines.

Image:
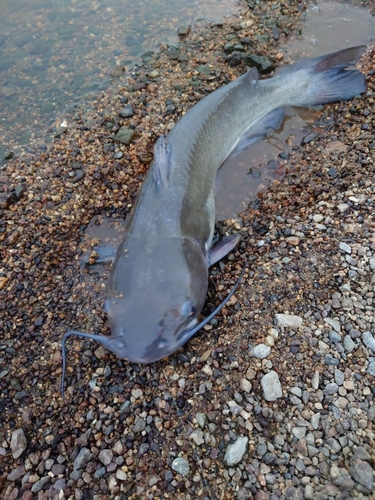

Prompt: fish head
xmin=104 ymin=237 xmax=209 ymax=363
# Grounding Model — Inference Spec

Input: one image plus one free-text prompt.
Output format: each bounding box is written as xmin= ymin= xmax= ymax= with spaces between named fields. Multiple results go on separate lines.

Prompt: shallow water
xmin=215 ymin=1 xmax=374 ymax=220
xmin=0 ymin=0 xmax=240 ymax=157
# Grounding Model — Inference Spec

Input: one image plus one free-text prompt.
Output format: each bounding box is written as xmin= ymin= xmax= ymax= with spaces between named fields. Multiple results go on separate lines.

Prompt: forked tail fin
xmin=277 ymin=45 xmax=367 ymax=107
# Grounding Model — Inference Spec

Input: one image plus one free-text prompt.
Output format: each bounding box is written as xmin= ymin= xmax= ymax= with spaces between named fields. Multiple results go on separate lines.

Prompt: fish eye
xmin=181 ymin=300 xmax=196 ymax=317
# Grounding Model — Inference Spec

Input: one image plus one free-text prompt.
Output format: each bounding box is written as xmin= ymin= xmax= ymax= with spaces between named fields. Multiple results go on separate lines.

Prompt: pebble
xmin=350 ymin=459 xmax=374 ymax=490
xmin=339 ymin=242 xmax=352 ymax=254
xmin=324 ymin=317 xmax=341 ymax=333
xmin=261 ymin=370 xmax=282 ymax=401
xmin=362 ymin=331 xmax=375 ymax=352
xmin=133 ymin=416 xmax=146 ymax=433
xmin=274 ymin=314 xmax=303 ymax=328
xmin=10 ymin=429 xmax=27 ymax=459
xmin=224 ymin=436 xmax=248 ymax=466
xmin=114 ymin=126 xmax=138 ymax=144
xmin=250 ymin=343 xmax=271 ymax=358
xmin=343 ymin=335 xmax=355 ymax=353
xmin=171 ymin=457 xmax=190 ymax=476
xmin=99 ymin=449 xmax=113 ymax=466
xmin=73 ymin=448 xmax=92 ymax=470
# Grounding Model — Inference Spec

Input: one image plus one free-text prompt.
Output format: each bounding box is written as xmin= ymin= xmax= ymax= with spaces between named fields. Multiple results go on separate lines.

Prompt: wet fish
xmin=61 ymin=46 xmax=366 ymax=396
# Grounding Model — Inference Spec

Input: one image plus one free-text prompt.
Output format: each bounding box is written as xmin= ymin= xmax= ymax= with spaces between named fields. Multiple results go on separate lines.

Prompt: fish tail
xmin=282 ymin=46 xmax=367 ymax=106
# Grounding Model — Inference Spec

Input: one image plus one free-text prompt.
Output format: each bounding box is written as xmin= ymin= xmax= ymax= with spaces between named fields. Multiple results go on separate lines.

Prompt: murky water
xmin=215 ymin=1 xmax=374 ymax=220
xmin=0 ymin=0 xmax=240 ymax=157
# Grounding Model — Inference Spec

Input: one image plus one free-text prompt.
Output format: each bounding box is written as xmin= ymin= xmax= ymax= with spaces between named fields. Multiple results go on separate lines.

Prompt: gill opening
xmin=179 ymin=270 xmax=244 ymax=342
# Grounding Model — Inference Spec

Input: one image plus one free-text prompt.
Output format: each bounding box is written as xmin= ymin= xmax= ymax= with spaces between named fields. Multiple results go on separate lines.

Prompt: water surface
xmin=0 ymin=0 xmax=240 ymax=157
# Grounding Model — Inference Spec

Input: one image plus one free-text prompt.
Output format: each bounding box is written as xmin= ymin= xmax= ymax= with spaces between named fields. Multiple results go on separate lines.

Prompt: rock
xmin=324 ymin=140 xmax=347 ymax=153
xmin=343 ymin=335 xmax=355 ymax=352
xmin=324 ymin=318 xmax=341 ymax=333
xmin=10 ymin=429 xmax=27 ymax=459
xmin=323 ymin=383 xmax=339 ymax=395
xmin=177 ymin=26 xmax=190 ymax=36
xmin=114 ymin=126 xmax=138 ymax=144
xmin=119 ymin=105 xmax=134 ymax=118
xmin=334 ymin=369 xmax=344 ymax=386
xmin=261 ymin=370 xmax=282 ymax=401
xmin=275 ymin=314 xmax=302 ymax=328
xmin=362 ymin=331 xmax=375 ymax=352
xmin=292 ymin=427 xmax=306 ymax=439
xmin=133 ymin=416 xmax=146 ymax=433
xmin=171 ymin=457 xmax=190 ymax=476
xmin=240 ymin=378 xmax=252 ymax=393
xmin=31 ymin=476 xmax=50 ymax=493
xmin=99 ymin=449 xmax=113 ymax=465
xmin=250 ymin=343 xmax=271 ymax=359
xmin=367 ymin=360 xmax=375 ymax=377
xmin=339 ymin=242 xmax=352 ymax=254
xmin=73 ymin=447 xmax=92 ymax=470
xmin=7 ymin=464 xmax=26 ymax=481
xmin=350 ymin=459 xmax=374 ymax=490
xmin=224 ymin=436 xmax=248 ymax=466
xmin=244 ymin=54 xmax=274 ymax=73
xmin=353 ymin=446 xmax=371 ymax=461
xmin=190 ymin=429 xmax=204 ymax=445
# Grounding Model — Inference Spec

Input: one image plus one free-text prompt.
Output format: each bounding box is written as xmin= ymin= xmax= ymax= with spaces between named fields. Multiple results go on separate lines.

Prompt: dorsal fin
xmin=243 ymin=66 xmax=259 ymax=84
xmin=153 ymin=135 xmax=171 ymax=188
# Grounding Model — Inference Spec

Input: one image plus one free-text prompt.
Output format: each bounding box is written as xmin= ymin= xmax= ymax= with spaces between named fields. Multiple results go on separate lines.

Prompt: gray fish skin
xmin=63 ymin=46 xmax=366 ymax=369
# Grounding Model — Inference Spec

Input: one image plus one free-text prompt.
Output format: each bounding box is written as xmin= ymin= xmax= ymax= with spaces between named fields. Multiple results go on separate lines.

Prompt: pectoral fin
xmin=209 ymin=234 xmax=240 ymax=266
xmin=228 ymin=108 xmax=285 ymax=159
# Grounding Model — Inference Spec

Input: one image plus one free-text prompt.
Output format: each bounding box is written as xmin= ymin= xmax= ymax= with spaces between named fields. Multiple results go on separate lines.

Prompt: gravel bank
xmin=1 ymin=1 xmax=375 ymax=499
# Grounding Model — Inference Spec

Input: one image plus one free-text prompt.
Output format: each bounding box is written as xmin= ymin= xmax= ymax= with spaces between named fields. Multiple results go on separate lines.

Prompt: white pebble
xmin=261 ymin=370 xmax=282 ymax=401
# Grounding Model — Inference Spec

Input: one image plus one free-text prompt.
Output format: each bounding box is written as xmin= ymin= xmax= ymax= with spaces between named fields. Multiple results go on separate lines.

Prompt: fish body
xmin=62 ymin=46 xmax=366 ymax=393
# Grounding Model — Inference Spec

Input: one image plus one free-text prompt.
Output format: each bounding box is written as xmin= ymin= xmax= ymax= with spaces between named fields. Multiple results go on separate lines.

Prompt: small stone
xmin=362 ymin=332 xmax=375 ymax=352
xmin=285 ymin=236 xmax=300 ymax=246
xmin=74 ymin=448 xmax=92 ymax=470
xmin=274 ymin=314 xmax=302 ymax=328
xmin=195 ymin=413 xmax=206 ymax=429
xmin=224 ymin=436 xmax=248 ymax=466
xmin=367 ymin=361 xmax=375 ymax=377
xmin=99 ymin=449 xmax=113 ymax=466
xmin=323 ymin=383 xmax=339 ymax=395
xmin=350 ymin=459 xmax=374 ymax=490
xmin=31 ymin=477 xmax=50 ymax=493
xmin=334 ymin=369 xmax=344 ymax=386
xmin=7 ymin=464 xmax=26 ymax=481
xmin=250 ymin=344 xmax=271 ymax=359
xmin=329 ymin=331 xmax=341 ymax=343
xmin=325 ymin=354 xmax=339 ymax=366
xmin=324 ymin=318 xmax=341 ymax=333
xmin=133 ymin=416 xmax=146 ymax=433
xmin=171 ymin=457 xmax=190 ymax=476
xmin=119 ymin=105 xmax=134 ymax=118
xmin=190 ymin=429 xmax=204 ymax=445
xmin=114 ymin=126 xmax=138 ymax=145
xmin=337 ymin=203 xmax=349 ymax=213
xmin=240 ymin=378 xmax=252 ymax=393
xmin=261 ymin=370 xmax=282 ymax=401
xmin=311 ymin=371 xmax=320 ymax=390
xmin=10 ymin=429 xmax=27 ymax=459
xmin=313 ymin=214 xmax=324 ymax=223
xmin=292 ymin=427 xmax=306 ymax=439
xmin=310 ymin=413 xmax=320 ymax=430
xmin=339 ymin=242 xmax=352 ymax=254
xmin=343 ymin=335 xmax=355 ymax=352
xmin=353 ymin=447 xmax=371 ymax=461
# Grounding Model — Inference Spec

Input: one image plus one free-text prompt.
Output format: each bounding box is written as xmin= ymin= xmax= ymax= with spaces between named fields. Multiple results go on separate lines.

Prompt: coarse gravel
xmin=1 ymin=1 xmax=375 ymax=499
